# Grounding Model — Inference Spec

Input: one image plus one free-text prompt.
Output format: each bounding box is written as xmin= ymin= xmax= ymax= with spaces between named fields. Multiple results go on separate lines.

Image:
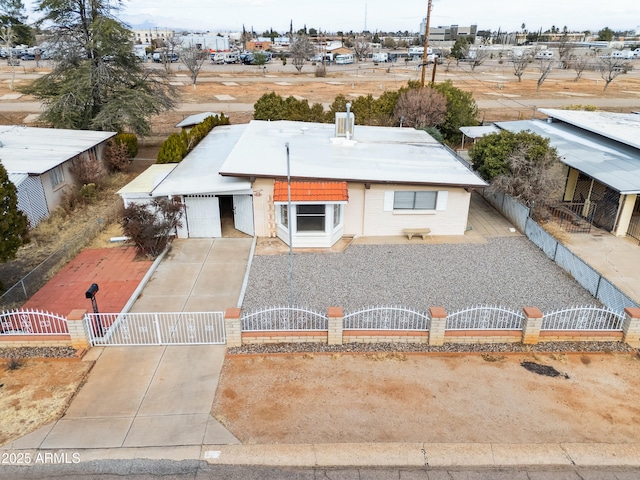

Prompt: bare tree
xmin=557 ymin=29 xmax=573 ymax=69
xmin=163 ymin=36 xmax=183 ymax=73
xmin=290 ymin=34 xmax=315 ymax=73
xmin=512 ymin=51 xmax=532 ymax=82
xmin=180 ymin=44 xmax=207 ymax=90
xmin=468 ymin=47 xmax=490 ymax=71
xmin=393 ymin=87 xmax=447 ymax=129
xmin=536 ymin=58 xmax=554 ymax=91
xmin=572 ymin=55 xmax=590 ymax=81
xmin=598 ymin=57 xmax=631 ymax=90
xmin=0 ymin=26 xmax=17 ymax=90
xmin=352 ymin=36 xmax=371 ymax=61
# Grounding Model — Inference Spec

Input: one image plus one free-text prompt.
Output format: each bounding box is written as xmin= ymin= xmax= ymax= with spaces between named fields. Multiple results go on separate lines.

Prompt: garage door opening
xmin=219 ymin=195 xmax=254 ymax=237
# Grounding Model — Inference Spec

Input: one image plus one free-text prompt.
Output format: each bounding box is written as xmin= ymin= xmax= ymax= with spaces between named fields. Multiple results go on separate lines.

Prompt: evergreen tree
xmin=21 ymin=0 xmax=176 ymax=136
xmin=0 ymin=0 xmax=32 ymax=46
xmin=0 ymin=163 xmax=29 ymax=262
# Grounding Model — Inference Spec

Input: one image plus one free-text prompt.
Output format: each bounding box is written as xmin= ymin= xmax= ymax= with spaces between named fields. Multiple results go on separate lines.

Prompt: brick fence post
xmin=327 ymin=307 xmax=343 ymax=345
xmin=429 ymin=307 xmax=447 ymax=346
xmin=67 ymin=309 xmax=90 ymax=349
xmin=522 ymin=307 xmax=543 ymax=345
xmin=225 ymin=308 xmax=242 ymax=347
xmin=622 ymin=307 xmax=640 ymax=348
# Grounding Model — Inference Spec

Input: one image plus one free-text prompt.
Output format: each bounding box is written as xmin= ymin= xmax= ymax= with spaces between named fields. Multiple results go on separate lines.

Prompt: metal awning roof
xmin=497 ymin=119 xmax=640 ymax=194
xmin=459 ymin=125 xmax=500 ymax=139
xmin=117 ymin=164 xmax=177 ymax=196
xmin=175 ymin=112 xmax=219 ymax=128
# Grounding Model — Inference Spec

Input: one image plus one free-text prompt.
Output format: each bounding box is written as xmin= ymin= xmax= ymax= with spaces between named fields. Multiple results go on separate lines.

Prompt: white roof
xmin=175 ymin=112 xmax=219 ymax=128
xmin=0 ymin=126 xmax=115 ymax=175
xmin=117 ymin=164 xmax=177 ymax=196
xmin=497 ymin=119 xmax=640 ymax=195
xmin=539 ymin=109 xmax=640 ymax=150
xmin=152 ymin=124 xmax=253 ymax=196
xmin=218 ymin=120 xmax=487 ymax=187
xmin=459 ymin=125 xmax=500 ymax=139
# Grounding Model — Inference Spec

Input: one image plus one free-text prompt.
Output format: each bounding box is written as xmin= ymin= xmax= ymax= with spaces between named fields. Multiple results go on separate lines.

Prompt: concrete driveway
xmin=131 ymin=238 xmax=253 ymax=313
xmin=10 ymin=346 xmax=239 ymax=449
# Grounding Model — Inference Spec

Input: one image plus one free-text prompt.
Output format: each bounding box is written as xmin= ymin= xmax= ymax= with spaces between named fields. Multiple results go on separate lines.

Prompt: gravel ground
xmin=243 ymin=237 xmax=598 ymax=312
xmin=229 ymin=341 xmax=637 ymax=355
xmin=0 ymin=346 xmax=77 ymax=359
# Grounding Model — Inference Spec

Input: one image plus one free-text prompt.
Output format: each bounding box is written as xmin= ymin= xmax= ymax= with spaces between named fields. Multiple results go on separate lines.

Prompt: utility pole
xmin=420 ymin=0 xmax=433 ymax=87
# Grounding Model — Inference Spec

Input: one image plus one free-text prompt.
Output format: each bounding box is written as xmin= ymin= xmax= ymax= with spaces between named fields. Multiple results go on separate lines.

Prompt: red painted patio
xmin=23 ymin=247 xmax=153 ymax=316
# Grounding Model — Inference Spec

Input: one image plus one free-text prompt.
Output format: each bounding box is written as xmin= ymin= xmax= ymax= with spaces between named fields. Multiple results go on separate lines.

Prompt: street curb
xmin=3 ymin=443 xmax=640 ymax=468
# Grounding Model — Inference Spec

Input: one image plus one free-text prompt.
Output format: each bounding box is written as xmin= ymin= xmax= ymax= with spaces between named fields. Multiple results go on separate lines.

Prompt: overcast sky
xmin=26 ymin=1 xmax=639 ymax=34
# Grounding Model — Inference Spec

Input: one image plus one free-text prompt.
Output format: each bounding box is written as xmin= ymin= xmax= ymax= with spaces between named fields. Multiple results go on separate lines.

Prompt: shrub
xmin=121 ymin=198 xmax=184 ymax=257
xmin=70 ymin=153 xmax=106 ymax=187
xmin=315 ymin=64 xmax=326 ymax=77
xmin=104 ymin=140 xmax=131 ymax=173
xmin=157 ymin=133 xmax=188 ymax=163
xmin=114 ymin=133 xmax=138 ymax=158
xmin=6 ymin=358 xmax=24 ymax=371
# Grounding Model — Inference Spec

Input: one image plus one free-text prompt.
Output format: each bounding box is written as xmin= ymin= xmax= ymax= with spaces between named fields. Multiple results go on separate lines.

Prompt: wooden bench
xmin=403 ymin=228 xmax=431 ymax=240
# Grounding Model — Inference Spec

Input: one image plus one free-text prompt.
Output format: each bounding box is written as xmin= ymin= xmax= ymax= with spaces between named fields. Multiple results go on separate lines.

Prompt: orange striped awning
xmin=273 ymin=181 xmax=348 ymax=202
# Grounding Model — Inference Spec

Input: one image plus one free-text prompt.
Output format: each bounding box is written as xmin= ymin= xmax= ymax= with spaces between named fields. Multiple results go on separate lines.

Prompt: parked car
xmin=20 ymin=53 xmax=36 ymax=61
xmin=7 ymin=57 xmax=20 ymax=66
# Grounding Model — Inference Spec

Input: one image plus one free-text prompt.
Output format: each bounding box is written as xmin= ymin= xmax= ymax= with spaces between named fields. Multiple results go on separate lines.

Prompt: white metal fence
xmin=86 ymin=311 xmax=225 ymax=346
xmin=343 ymin=306 xmax=430 ymax=330
xmin=542 ymin=306 xmax=625 ymax=331
xmin=446 ymin=305 xmax=525 ymax=330
xmin=0 ymin=309 xmax=69 ymax=335
xmin=241 ymin=306 xmax=328 ymax=331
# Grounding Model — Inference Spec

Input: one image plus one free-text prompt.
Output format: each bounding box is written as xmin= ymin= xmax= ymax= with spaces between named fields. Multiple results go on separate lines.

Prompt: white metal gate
xmin=233 ymin=194 xmax=254 ymax=236
xmin=85 ymin=312 xmax=226 ymax=346
xmin=184 ymin=195 xmax=221 ymax=237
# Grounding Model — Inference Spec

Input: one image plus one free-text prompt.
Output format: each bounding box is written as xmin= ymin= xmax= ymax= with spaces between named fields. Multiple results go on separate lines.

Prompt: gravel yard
xmin=243 ymin=237 xmax=597 ymax=312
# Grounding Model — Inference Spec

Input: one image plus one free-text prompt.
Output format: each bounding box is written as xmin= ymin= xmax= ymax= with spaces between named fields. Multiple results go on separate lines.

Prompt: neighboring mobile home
xmin=496 ymin=109 xmax=640 ymax=241
xmin=0 ymin=126 xmax=115 ymax=227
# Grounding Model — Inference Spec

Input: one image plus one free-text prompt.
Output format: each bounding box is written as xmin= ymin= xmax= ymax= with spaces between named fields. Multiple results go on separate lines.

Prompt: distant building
xmin=131 ymin=28 xmax=175 ymax=45
xmin=420 ymin=22 xmax=477 ymax=42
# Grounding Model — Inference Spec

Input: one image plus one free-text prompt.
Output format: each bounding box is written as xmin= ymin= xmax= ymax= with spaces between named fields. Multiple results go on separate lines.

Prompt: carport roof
xmin=497 ymin=119 xmax=640 ymax=195
xmin=152 ymin=124 xmax=253 ymax=196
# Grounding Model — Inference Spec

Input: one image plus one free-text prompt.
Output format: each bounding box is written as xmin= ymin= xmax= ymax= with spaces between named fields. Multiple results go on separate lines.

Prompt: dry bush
xmin=70 ymin=153 xmax=106 ymax=187
xmin=393 ymin=87 xmax=447 ymax=129
xmin=314 ymin=64 xmax=326 ymax=77
xmin=104 ymin=140 xmax=131 ymax=173
xmin=540 ymin=220 xmax=572 ymax=244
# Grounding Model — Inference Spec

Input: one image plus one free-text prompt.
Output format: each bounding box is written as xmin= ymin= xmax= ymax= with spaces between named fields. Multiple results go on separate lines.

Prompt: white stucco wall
xmin=252 ymin=178 xmax=276 ymax=237
xmin=359 ymin=184 xmax=471 ymax=236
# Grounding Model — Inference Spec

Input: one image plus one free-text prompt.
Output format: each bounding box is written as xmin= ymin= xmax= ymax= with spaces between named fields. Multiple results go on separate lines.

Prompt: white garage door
xmin=184 ymin=195 xmax=221 ymax=237
xmin=233 ymin=195 xmax=254 ymax=236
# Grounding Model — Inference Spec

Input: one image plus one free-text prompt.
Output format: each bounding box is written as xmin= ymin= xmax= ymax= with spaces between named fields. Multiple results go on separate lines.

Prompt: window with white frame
xmin=333 ymin=204 xmax=342 ymax=228
xmin=296 ymin=204 xmax=325 ymax=232
xmin=393 ymin=191 xmax=437 ymax=210
xmin=50 ymin=166 xmax=64 ymax=187
xmin=280 ymin=204 xmax=288 ymax=228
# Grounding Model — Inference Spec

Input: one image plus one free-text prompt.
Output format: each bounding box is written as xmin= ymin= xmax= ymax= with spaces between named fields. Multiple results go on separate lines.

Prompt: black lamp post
xmin=85 ymin=283 xmax=102 ymax=336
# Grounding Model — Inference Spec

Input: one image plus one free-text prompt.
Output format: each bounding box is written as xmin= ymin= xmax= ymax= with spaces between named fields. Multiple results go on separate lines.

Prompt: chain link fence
xmin=0 ymin=203 xmax=122 ymax=310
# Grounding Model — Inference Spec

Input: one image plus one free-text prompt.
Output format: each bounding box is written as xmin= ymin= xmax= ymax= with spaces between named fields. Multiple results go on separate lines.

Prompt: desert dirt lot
xmin=212 ymin=351 xmax=640 ymax=444
xmin=0 ymin=359 xmax=93 ymax=446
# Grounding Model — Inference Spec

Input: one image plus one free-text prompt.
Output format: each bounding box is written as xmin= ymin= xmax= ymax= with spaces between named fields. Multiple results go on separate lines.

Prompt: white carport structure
xmin=151 ymin=125 xmax=254 ymax=238
xmin=459 ymin=125 xmax=500 ymax=149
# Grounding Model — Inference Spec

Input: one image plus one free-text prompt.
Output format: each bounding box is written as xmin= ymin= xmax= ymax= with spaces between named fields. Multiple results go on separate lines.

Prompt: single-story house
xmin=0 ymin=126 xmax=116 ymax=227
xmin=122 ymin=116 xmax=487 ymax=247
xmin=495 ymin=109 xmax=640 ymax=241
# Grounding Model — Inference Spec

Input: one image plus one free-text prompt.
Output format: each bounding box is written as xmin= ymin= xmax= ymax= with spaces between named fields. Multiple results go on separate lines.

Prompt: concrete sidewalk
xmin=5 ymin=346 xmax=239 ymax=450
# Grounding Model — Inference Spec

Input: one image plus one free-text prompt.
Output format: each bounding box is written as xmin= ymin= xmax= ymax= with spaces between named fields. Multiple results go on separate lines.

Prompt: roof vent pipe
xmin=346 ymin=102 xmax=352 ymax=141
